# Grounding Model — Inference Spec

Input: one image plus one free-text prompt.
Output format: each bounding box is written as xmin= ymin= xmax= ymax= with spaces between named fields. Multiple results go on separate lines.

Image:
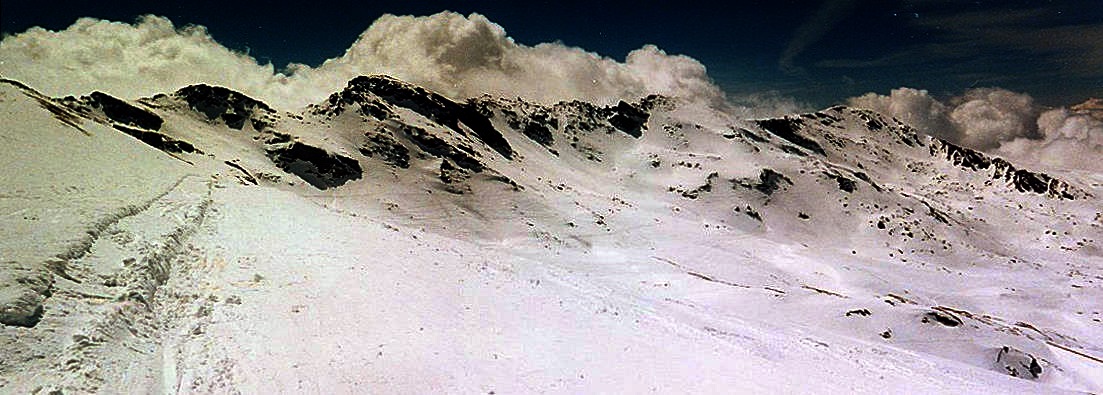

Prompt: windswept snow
xmin=2 ymin=76 xmax=1101 ymax=393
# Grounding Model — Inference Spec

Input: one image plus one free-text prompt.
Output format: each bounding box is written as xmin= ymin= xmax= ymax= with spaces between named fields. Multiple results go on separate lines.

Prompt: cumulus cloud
xmin=848 ymin=87 xmax=955 ymax=140
xmin=997 ymin=109 xmax=1103 ymax=173
xmin=848 ymin=87 xmax=1102 ymax=174
xmin=948 ymin=88 xmax=1039 ymax=150
xmin=0 ymin=16 xmax=288 ymax=105
xmin=0 ymin=12 xmax=724 ymax=109
xmin=847 ymin=87 xmax=1039 ymax=149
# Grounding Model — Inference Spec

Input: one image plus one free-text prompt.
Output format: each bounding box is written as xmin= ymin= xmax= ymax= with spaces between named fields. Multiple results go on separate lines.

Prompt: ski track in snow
xmin=2 ymin=77 xmax=1101 ymax=393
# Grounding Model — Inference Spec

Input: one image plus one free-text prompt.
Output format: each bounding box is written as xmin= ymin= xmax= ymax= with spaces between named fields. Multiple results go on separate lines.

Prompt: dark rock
xmin=174 ymin=84 xmax=274 ymax=130
xmin=845 ymin=309 xmax=871 ymax=317
xmin=932 ymin=139 xmax=1081 ymax=199
xmin=922 ymin=310 xmax=962 ymax=327
xmin=88 ymin=92 xmax=163 ymax=130
xmin=733 ymin=168 xmax=793 ymax=196
xmin=608 ymin=100 xmax=649 ymax=138
xmin=397 ymin=123 xmax=484 ymax=172
xmin=360 ymin=132 xmax=411 ymax=169
xmin=735 ymin=206 xmax=762 ymax=221
xmin=338 ymin=76 xmax=513 ymax=159
xmin=520 ymin=121 xmax=555 ymax=147
xmin=756 ymin=169 xmax=792 ymax=195
xmin=0 ymin=263 xmax=52 ymax=328
xmin=852 ymin=171 xmax=883 ymax=192
xmin=739 ymin=128 xmax=768 ymax=143
xmin=755 ymin=117 xmax=826 ymax=155
xmin=113 ymin=124 xmax=200 ymax=154
xmin=682 ymin=173 xmax=718 ymax=199
xmin=996 ymin=346 xmax=1042 ymax=379
xmin=829 ymin=174 xmax=857 ymax=193
xmin=223 ymin=160 xmax=258 ymax=185
xmin=439 ymin=159 xmax=471 ymax=194
xmin=265 ymin=142 xmax=362 ymax=189
xmin=494 ymin=101 xmax=557 ymax=147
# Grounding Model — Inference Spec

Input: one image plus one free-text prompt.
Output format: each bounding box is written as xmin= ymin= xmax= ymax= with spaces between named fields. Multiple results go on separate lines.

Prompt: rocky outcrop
xmin=171 ymin=84 xmax=275 ymax=130
xmin=995 ymin=346 xmax=1042 ymax=379
xmin=755 ymin=117 xmax=826 ymax=155
xmin=608 ymin=100 xmax=650 ymax=138
xmin=397 ymin=123 xmax=484 ymax=172
xmin=112 ymin=125 xmax=200 ymax=154
xmin=86 ymin=92 xmax=164 ymax=130
xmin=336 ymin=76 xmax=514 ymax=160
xmin=360 ymin=131 xmax=411 ymax=169
xmin=931 ymin=139 xmax=1082 ymax=199
xmin=733 ymin=169 xmax=792 ymax=196
xmin=265 ymin=141 xmax=362 ymax=189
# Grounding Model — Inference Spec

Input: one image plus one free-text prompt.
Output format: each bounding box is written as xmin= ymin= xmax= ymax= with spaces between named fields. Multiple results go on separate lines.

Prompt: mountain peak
xmin=164 ymin=84 xmax=275 ymax=130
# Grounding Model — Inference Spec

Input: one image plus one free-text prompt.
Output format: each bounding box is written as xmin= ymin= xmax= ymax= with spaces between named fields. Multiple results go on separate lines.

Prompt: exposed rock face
xmin=339 ymin=76 xmax=514 ymax=160
xmin=931 ymin=139 xmax=1082 ymax=199
xmin=87 ymin=92 xmax=164 ymax=130
xmin=734 ymin=168 xmax=792 ymax=196
xmin=995 ymin=346 xmax=1042 ymax=379
xmin=173 ymin=84 xmax=275 ymax=130
xmin=112 ymin=125 xmax=200 ymax=154
xmin=265 ymin=142 xmax=362 ymax=189
xmin=360 ymin=131 xmax=411 ymax=169
xmin=438 ymin=159 xmax=472 ymax=194
xmin=755 ymin=117 xmax=827 ymax=155
xmin=397 ymin=123 xmax=484 ymax=172
xmin=608 ymin=100 xmax=650 ymax=138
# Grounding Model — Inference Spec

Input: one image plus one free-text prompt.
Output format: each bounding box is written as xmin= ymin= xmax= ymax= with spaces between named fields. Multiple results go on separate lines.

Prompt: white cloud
xmin=0 ymin=16 xmax=288 ymax=105
xmin=998 ymin=109 xmax=1103 ymax=173
xmin=948 ymin=88 xmax=1039 ymax=150
xmin=0 ymin=12 xmax=725 ymax=109
xmin=848 ymin=87 xmax=1101 ymax=174
xmin=847 ymin=87 xmax=955 ymax=140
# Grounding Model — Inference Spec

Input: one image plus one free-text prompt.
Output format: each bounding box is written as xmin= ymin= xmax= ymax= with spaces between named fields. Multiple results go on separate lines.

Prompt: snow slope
xmin=1 ymin=76 xmax=1101 ymax=393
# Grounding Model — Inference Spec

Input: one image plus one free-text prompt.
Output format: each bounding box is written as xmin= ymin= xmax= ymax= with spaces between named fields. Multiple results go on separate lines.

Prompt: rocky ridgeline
xmin=754 ymin=105 xmax=1084 ymax=200
xmin=318 ymin=75 xmax=514 ymax=160
xmin=930 ymin=139 xmax=1083 ymax=200
xmin=32 ymin=74 xmax=1094 ymax=203
xmin=168 ymin=84 xmax=276 ymax=131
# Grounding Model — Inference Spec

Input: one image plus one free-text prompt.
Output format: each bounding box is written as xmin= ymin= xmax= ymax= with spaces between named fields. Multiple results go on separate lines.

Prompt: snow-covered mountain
xmin=2 ymin=75 xmax=1101 ymax=393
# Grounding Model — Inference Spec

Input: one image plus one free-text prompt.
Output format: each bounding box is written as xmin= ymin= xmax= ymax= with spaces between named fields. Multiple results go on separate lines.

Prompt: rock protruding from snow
xmin=754 ymin=117 xmax=827 ymax=155
xmin=85 ymin=92 xmax=164 ymax=130
xmin=265 ymin=140 xmax=362 ymax=190
xmin=608 ymin=100 xmax=650 ymax=138
xmin=170 ymin=84 xmax=275 ymax=130
xmin=995 ymin=346 xmax=1043 ymax=379
xmin=334 ymin=75 xmax=514 ymax=160
xmin=733 ymin=168 xmax=793 ymax=196
xmin=931 ymin=139 xmax=1083 ymax=199
xmin=359 ymin=131 xmax=411 ymax=169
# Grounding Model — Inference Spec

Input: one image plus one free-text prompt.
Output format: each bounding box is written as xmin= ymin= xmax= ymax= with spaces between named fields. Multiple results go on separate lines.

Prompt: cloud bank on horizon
xmin=0 ymin=12 xmax=723 ymax=109
xmin=1 ymin=12 xmax=1098 ymax=174
xmin=849 ymin=88 xmax=1103 ymax=174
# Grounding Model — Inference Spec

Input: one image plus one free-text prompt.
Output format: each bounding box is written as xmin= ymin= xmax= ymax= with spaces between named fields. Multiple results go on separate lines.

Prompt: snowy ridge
xmin=2 ymin=75 xmax=1102 ymax=393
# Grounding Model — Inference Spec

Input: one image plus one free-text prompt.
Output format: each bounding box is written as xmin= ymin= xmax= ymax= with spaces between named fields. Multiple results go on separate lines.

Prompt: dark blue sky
xmin=3 ymin=0 xmax=1101 ymax=107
